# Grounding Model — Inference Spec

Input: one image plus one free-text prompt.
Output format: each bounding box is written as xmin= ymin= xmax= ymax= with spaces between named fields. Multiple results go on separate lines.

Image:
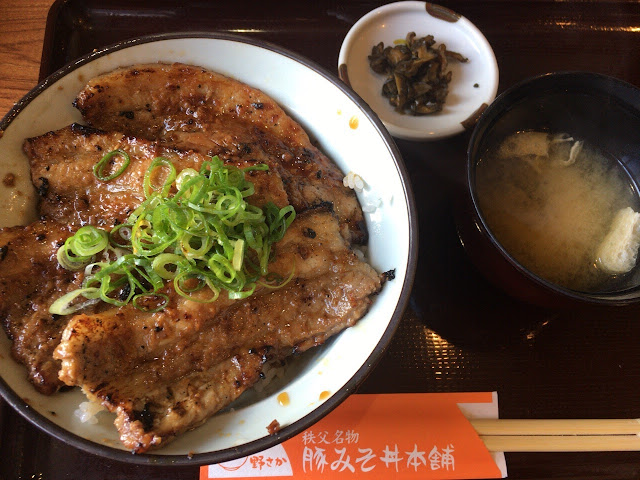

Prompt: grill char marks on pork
xmin=25 ymin=123 xmax=288 ymax=228
xmin=0 ymin=221 xmax=80 ymax=394
xmin=115 ymin=350 xmax=268 ymax=451
xmin=54 ymin=210 xmax=381 ymax=452
xmin=73 ymin=63 xmax=367 ymax=245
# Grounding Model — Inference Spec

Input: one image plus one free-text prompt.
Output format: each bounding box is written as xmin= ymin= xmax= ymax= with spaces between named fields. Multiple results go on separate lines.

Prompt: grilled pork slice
xmin=0 ymin=221 xmax=82 ymax=394
xmin=24 ymin=123 xmax=288 ymax=226
xmin=103 ymin=349 xmax=269 ymax=452
xmin=73 ymin=63 xmax=367 ymax=245
xmin=54 ymin=210 xmax=381 ymax=452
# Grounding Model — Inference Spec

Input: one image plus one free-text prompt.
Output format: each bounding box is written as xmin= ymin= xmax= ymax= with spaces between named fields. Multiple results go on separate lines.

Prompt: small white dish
xmin=338 ymin=1 xmax=499 ymax=141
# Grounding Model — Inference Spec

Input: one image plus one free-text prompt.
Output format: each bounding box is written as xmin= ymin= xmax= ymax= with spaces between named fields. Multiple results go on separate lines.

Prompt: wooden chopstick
xmin=470 ymin=418 xmax=640 ymax=436
xmin=469 ymin=419 xmax=640 ymax=452
xmin=480 ymin=434 xmax=640 ymax=452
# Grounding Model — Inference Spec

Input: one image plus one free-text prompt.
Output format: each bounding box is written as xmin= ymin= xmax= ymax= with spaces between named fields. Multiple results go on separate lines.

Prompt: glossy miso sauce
xmin=277 ymin=392 xmax=290 ymax=407
xmin=476 ymin=131 xmax=640 ymax=292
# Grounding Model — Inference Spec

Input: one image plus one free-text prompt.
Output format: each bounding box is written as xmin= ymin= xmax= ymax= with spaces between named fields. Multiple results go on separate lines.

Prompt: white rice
xmin=342 ymin=171 xmax=365 ymax=192
xmin=353 ymin=246 xmax=367 ymax=261
xmin=362 ymin=197 xmax=382 ymax=213
xmin=342 ymin=171 xmax=392 ymax=214
xmin=75 ymin=401 xmax=106 ymax=424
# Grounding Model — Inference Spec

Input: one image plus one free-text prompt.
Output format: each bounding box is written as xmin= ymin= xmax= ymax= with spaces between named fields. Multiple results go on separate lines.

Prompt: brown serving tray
xmin=3 ymin=0 xmax=640 ymax=478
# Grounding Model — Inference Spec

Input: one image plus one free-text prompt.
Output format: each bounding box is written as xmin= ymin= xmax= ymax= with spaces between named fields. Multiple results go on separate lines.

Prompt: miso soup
xmin=475 ymin=131 xmax=640 ymax=292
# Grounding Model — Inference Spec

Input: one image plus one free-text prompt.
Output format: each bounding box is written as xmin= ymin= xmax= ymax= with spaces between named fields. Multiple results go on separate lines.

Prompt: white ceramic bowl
xmin=338 ymin=1 xmax=499 ymax=141
xmin=0 ymin=33 xmax=417 ymax=465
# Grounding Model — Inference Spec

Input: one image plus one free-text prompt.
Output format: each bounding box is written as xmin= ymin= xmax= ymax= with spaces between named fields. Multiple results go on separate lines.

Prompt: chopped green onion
xmin=93 ymin=149 xmax=131 ymax=181
xmin=258 ymin=266 xmax=296 ymax=290
xmin=152 ymin=253 xmax=185 ymax=279
xmin=144 ymin=157 xmax=177 ymax=198
xmin=71 ymin=226 xmax=109 ymax=256
xmin=232 ymin=239 xmax=245 ymax=271
xmin=49 ymin=287 xmax=101 ymax=315
xmin=51 ymin=155 xmax=295 ymax=314
xmin=132 ymin=293 xmax=169 ymax=313
xmin=56 ymin=226 xmax=108 ymax=270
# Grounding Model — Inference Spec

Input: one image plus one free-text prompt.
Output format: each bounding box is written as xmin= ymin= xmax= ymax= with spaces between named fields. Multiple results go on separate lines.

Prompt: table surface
xmin=0 ymin=0 xmax=53 ymax=114
xmin=3 ymin=0 xmax=640 ymax=479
